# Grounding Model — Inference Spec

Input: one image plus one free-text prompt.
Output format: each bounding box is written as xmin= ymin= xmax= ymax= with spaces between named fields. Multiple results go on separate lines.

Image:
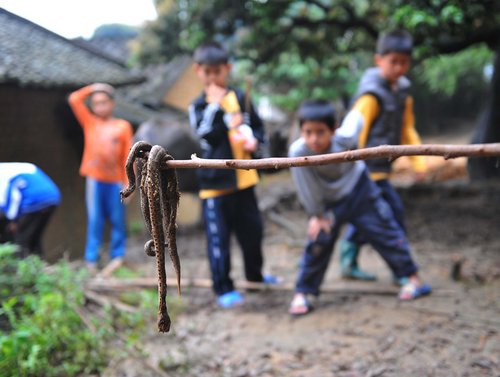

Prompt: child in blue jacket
xmin=0 ymin=163 xmax=60 ymax=258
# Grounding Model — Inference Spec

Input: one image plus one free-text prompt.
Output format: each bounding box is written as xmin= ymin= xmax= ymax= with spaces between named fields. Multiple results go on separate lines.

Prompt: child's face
xmin=90 ymin=92 xmax=114 ymax=119
xmin=301 ymin=120 xmax=334 ymax=154
xmin=375 ymin=52 xmax=411 ymax=84
xmin=194 ymin=63 xmax=231 ymax=88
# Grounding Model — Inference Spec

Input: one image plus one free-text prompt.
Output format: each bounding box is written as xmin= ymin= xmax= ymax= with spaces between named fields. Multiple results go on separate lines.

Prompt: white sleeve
xmin=335 ymin=110 xmax=365 ymax=150
xmin=6 ymin=183 xmax=22 ymax=220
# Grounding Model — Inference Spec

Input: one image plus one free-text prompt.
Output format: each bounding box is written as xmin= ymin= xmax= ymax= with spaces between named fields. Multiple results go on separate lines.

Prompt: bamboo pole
xmin=162 ymin=143 xmax=500 ymax=170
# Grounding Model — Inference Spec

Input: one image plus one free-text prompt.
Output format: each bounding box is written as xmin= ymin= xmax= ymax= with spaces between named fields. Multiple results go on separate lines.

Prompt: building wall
xmin=0 ymin=85 xmax=87 ymax=262
xmin=162 ymin=67 xmax=203 ymax=112
xmin=0 ymin=85 xmax=203 ymax=263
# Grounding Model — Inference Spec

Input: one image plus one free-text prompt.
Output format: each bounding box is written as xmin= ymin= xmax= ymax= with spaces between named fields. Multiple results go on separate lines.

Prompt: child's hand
xmin=7 ymin=221 xmax=17 ymax=233
xmin=308 ymin=216 xmax=333 ymax=241
xmin=243 ymin=137 xmax=258 ymax=152
xmin=206 ymin=83 xmax=227 ymax=104
xmin=414 ymin=171 xmax=426 ymax=183
xmin=229 ymin=124 xmax=257 ymax=152
xmin=229 ymin=112 xmax=244 ymax=128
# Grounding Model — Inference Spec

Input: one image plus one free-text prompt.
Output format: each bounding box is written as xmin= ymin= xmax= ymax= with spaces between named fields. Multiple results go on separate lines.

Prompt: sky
xmin=0 ymin=0 xmax=157 ymax=38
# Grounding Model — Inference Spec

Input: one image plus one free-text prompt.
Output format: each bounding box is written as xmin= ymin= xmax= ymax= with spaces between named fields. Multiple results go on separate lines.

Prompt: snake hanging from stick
xmin=121 ymin=141 xmax=181 ymax=333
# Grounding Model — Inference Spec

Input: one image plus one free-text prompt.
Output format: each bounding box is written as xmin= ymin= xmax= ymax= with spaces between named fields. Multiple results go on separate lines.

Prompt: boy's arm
xmin=335 ymin=95 xmax=379 ymax=150
xmin=289 ymin=143 xmax=325 ymax=217
xmin=290 ymin=166 xmax=325 ymax=217
xmin=5 ymin=179 xmax=23 ymax=220
xmin=68 ymin=85 xmax=96 ymax=127
xmin=290 ymin=163 xmax=333 ymax=239
xmin=401 ymin=96 xmax=427 ymax=174
xmin=188 ymin=101 xmax=227 ymax=147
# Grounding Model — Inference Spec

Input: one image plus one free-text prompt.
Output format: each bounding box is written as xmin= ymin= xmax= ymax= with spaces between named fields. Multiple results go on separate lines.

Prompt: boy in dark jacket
xmin=189 ymin=42 xmax=276 ymax=308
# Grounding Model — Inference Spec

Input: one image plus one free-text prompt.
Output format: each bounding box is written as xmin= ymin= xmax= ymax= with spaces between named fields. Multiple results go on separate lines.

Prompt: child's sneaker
xmin=263 ymin=274 xmax=282 ymax=285
xmin=217 ymin=290 xmax=244 ymax=309
xmin=398 ymin=281 xmax=432 ymax=301
xmin=288 ymin=293 xmax=313 ymax=316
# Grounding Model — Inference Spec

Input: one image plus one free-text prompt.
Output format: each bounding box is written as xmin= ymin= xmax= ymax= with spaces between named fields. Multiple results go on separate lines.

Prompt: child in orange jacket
xmin=69 ymin=83 xmax=132 ymax=274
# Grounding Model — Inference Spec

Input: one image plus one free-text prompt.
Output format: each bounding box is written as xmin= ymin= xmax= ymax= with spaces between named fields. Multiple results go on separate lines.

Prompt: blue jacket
xmin=0 ymin=163 xmax=61 ymax=220
xmin=188 ymin=87 xmax=266 ymax=190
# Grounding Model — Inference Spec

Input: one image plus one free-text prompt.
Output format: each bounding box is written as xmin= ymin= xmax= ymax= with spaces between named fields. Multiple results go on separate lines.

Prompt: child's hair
xmin=376 ymin=29 xmax=413 ymax=56
xmin=90 ymin=90 xmax=114 ymax=101
xmin=193 ymin=41 xmax=229 ymax=65
xmin=297 ymin=100 xmax=337 ymax=130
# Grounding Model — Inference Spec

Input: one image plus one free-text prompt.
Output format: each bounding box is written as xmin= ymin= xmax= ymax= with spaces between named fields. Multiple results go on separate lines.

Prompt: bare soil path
xmin=105 ymin=164 xmax=499 ymax=377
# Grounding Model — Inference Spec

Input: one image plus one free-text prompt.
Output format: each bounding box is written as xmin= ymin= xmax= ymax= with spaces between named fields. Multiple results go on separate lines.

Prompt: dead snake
xmin=121 ymin=141 xmax=181 ymax=332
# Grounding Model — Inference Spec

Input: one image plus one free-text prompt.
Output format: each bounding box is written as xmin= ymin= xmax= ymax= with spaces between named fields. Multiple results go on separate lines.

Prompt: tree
xmin=393 ymin=0 xmax=500 ymax=180
xmin=136 ymin=0 xmax=500 ymax=179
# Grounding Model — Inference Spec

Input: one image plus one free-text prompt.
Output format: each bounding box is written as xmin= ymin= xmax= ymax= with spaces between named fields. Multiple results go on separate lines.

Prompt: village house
xmin=0 ymin=8 xmax=202 ymax=261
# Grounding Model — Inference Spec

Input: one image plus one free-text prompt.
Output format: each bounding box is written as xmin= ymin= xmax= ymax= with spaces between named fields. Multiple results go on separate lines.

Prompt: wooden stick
xmin=84 ymin=290 xmax=138 ymax=313
xmin=86 ymin=277 xmax=453 ymax=296
xmin=163 ymin=143 xmax=500 ymax=170
xmin=74 ymin=306 xmax=97 ymax=333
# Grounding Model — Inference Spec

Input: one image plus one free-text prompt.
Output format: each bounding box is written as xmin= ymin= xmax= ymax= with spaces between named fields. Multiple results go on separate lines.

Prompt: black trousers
xmin=15 ymin=205 xmax=57 ymax=258
xmin=202 ymin=187 xmax=264 ymax=295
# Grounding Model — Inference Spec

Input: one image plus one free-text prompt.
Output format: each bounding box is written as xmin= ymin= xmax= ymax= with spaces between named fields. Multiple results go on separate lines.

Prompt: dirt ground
xmin=102 ymin=160 xmax=500 ymax=377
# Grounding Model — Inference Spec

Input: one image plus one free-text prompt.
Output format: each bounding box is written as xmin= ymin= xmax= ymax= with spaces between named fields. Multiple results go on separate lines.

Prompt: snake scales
xmin=120 ymin=141 xmax=181 ymax=333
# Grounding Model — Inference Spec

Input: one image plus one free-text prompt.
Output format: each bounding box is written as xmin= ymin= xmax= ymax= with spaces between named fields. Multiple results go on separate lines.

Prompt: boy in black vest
xmin=189 ymin=42 xmax=278 ymax=309
xmin=339 ymin=30 xmax=427 ymax=283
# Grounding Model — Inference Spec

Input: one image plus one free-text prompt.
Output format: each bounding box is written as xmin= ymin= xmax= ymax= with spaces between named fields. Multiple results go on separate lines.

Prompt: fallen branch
xmin=164 ymin=143 xmax=500 ymax=170
xmin=74 ymin=306 xmax=97 ymax=334
xmin=87 ymin=277 xmax=454 ymax=297
xmin=84 ymin=290 xmax=138 ymax=313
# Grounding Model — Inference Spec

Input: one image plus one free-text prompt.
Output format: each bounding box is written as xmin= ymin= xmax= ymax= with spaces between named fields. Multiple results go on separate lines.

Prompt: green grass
xmin=0 ymin=243 xmax=180 ymax=377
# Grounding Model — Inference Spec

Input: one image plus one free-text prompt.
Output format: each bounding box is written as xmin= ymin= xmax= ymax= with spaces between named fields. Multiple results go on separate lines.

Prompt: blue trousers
xmin=296 ymin=173 xmax=417 ymax=295
xmin=202 ymin=187 xmax=264 ymax=295
xmin=84 ymin=178 xmax=126 ymax=263
xmin=344 ymin=178 xmax=406 ymax=244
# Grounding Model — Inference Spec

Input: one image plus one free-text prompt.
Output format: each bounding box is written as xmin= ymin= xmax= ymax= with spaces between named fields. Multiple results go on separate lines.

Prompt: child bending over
xmin=288 ymin=100 xmax=431 ymax=316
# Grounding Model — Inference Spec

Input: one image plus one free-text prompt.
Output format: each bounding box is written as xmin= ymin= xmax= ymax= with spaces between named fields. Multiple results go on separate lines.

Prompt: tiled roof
xmin=72 ymin=35 xmax=133 ymax=64
xmin=0 ymin=8 xmax=143 ymax=88
xmin=113 ymin=95 xmax=187 ymax=127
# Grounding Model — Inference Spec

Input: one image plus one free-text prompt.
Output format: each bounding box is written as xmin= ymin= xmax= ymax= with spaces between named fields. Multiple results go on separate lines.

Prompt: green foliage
xmin=132 ymin=0 xmax=499 ymax=118
xmin=0 ymin=244 xmax=105 ymax=376
xmin=414 ymin=44 xmax=493 ymax=97
xmin=134 ymin=0 xmax=384 ymax=107
xmin=393 ymin=0 xmax=499 ymax=58
xmin=0 ymin=244 xmax=156 ymax=377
